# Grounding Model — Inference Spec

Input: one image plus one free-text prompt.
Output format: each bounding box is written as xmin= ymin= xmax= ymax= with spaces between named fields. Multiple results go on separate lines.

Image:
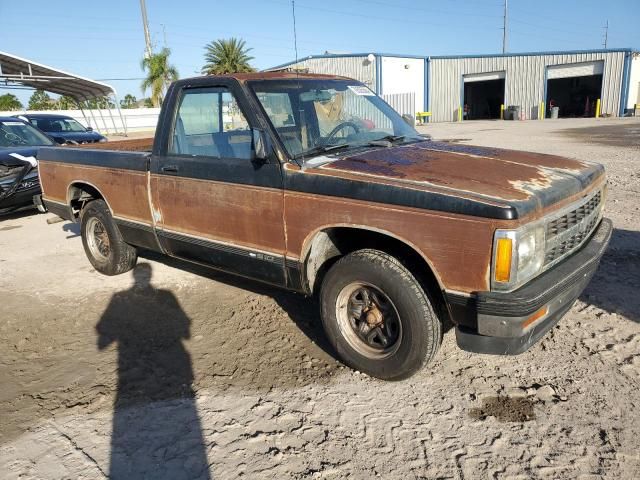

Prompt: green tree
xmin=28 ymin=90 xmax=55 ymax=110
xmin=57 ymin=95 xmax=78 ymax=110
xmin=0 ymin=93 xmax=23 ymax=111
xmin=143 ymin=98 xmax=154 ymax=108
xmin=141 ymin=48 xmax=179 ymax=107
xmin=201 ymin=38 xmax=255 ymax=75
xmin=82 ymin=97 xmax=115 ymax=109
xmin=120 ymin=94 xmax=138 ymax=109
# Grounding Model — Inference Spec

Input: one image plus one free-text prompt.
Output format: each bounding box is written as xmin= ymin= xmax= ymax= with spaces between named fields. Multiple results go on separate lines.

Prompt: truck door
xmin=150 ymin=83 xmax=286 ymax=286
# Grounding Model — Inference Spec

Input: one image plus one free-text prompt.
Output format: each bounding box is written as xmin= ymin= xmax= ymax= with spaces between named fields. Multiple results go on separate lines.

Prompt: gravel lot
xmin=1 ymin=117 xmax=639 ymax=479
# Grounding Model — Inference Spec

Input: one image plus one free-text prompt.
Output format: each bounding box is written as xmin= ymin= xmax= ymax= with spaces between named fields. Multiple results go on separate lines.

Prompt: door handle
xmin=161 ymin=165 xmax=179 ymax=174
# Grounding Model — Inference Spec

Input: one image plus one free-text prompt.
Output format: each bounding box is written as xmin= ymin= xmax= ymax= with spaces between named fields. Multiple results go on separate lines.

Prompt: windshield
xmin=32 ymin=117 xmax=88 ymax=133
xmin=0 ymin=120 xmax=54 ymax=148
xmin=249 ymin=79 xmax=422 ymax=158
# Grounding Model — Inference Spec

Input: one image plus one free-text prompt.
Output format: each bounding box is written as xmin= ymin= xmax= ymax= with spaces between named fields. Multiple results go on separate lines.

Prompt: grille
xmin=546 ymin=191 xmax=601 ymax=239
xmin=544 ymin=190 xmax=602 ymax=266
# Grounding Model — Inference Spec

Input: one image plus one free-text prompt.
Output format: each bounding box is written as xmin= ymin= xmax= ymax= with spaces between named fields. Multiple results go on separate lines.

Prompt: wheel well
xmin=304 ymin=227 xmax=448 ymax=322
xmin=68 ymin=183 xmax=104 ymax=219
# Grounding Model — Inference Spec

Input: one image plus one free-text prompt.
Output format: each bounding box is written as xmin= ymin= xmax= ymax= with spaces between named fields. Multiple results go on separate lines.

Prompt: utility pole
xmin=602 ymin=20 xmax=609 ymax=49
xmin=139 ymin=0 xmax=153 ymax=59
xmin=502 ymin=0 xmax=508 ymax=54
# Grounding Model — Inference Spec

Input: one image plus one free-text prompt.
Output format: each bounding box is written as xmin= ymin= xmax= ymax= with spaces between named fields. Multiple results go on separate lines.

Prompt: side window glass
xmin=170 ymin=88 xmax=252 ymax=159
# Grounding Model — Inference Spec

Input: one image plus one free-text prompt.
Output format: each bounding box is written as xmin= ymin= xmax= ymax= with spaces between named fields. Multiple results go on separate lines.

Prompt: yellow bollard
xmin=500 ymin=104 xmax=505 ymax=120
xmin=540 ymin=101 xmax=545 ymax=120
xmin=595 ymin=98 xmax=601 ymax=118
xmin=458 ymin=106 xmax=463 ymax=122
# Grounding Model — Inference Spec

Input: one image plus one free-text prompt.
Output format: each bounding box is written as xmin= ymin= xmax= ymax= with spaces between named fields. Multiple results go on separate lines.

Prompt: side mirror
xmin=252 ymin=128 xmax=271 ymax=162
xmin=86 ymin=126 xmax=93 ymax=132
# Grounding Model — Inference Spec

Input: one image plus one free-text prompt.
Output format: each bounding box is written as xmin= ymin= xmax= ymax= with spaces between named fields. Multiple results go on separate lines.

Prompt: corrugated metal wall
xmin=274 ymin=56 xmax=376 ymax=91
xmin=383 ymin=92 xmax=416 ymax=118
xmin=430 ymin=51 xmax=627 ymax=122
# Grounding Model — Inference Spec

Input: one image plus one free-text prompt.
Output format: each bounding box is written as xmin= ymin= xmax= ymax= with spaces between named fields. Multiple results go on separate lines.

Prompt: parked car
xmin=37 ymin=73 xmax=611 ymax=380
xmin=0 ymin=117 xmax=55 ymax=214
xmin=16 ymin=114 xmax=107 ymax=145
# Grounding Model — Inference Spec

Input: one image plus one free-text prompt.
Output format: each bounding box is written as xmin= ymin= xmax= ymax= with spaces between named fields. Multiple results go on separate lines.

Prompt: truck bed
xmin=74 ymin=137 xmax=154 ymax=152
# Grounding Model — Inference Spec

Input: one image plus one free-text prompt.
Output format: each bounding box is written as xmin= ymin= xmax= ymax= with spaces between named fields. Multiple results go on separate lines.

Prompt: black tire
xmin=320 ymin=249 xmax=442 ymax=380
xmin=80 ymin=199 xmax=137 ymax=276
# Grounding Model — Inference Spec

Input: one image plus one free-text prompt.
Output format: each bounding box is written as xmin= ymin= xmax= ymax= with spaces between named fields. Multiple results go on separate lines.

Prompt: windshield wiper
xmin=376 ymin=134 xmax=405 ymax=143
xmin=295 ymin=142 xmax=352 ymax=159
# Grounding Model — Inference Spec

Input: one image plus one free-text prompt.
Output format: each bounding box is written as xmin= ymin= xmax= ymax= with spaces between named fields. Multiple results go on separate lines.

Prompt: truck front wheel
xmin=80 ymin=200 xmax=137 ymax=276
xmin=320 ymin=249 xmax=442 ymax=380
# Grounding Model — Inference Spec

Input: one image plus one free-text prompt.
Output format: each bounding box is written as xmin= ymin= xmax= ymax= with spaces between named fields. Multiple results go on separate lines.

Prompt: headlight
xmin=492 ymin=224 xmax=545 ymax=291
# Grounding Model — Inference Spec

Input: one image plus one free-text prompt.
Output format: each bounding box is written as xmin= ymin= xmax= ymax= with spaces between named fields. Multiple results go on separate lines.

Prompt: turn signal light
xmin=522 ymin=306 xmax=549 ymax=329
xmin=494 ymin=238 xmax=513 ymax=282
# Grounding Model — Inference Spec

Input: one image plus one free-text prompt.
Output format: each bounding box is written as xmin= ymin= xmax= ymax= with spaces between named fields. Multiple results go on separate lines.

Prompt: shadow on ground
xmin=580 ymin=228 xmax=640 ymax=323
xmin=138 ymin=249 xmax=335 ymax=360
xmin=96 ymin=263 xmax=211 ymax=479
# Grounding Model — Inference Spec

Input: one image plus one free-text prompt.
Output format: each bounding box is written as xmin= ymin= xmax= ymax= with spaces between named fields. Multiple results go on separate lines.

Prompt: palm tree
xmin=201 ymin=38 xmax=255 ymax=75
xmin=141 ymin=48 xmax=179 ymax=107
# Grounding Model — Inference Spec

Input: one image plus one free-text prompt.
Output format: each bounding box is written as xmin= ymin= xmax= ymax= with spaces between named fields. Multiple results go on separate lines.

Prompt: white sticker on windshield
xmin=0 ymin=121 xmax=25 ymax=126
xmin=348 ymin=85 xmax=375 ymax=96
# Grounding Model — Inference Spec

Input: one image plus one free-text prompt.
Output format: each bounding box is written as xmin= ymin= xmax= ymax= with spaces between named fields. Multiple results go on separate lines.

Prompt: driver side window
xmin=170 ymin=88 xmax=252 ymax=159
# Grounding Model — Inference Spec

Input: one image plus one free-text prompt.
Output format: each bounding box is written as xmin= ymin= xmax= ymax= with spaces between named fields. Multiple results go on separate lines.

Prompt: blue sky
xmin=1 ymin=0 xmax=638 ymax=104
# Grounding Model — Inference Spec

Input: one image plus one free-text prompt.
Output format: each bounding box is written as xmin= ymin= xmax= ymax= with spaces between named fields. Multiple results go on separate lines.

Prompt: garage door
xmin=547 ymin=61 xmax=604 ymax=79
xmin=463 ymin=71 xmax=506 ymax=83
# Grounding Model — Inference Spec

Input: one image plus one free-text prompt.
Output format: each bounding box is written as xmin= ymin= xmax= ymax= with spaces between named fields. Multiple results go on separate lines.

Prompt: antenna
xmin=291 ymin=0 xmax=299 ymax=65
xmin=602 ymin=20 xmax=609 ymax=49
xmin=139 ymin=0 xmax=153 ymax=58
xmin=502 ymin=0 xmax=508 ymax=54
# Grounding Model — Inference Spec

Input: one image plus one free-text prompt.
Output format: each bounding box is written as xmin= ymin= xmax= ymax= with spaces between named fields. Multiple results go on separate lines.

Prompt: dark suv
xmin=17 ymin=114 xmax=107 ymax=145
xmin=0 ymin=117 xmax=55 ymax=214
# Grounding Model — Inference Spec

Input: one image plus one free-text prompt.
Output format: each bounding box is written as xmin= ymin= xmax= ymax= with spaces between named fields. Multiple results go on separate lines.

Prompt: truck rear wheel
xmin=80 ymin=200 xmax=137 ymax=276
xmin=320 ymin=249 xmax=442 ymax=380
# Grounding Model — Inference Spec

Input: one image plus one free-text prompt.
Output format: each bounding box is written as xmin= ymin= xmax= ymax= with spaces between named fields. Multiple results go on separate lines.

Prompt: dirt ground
xmin=1 ymin=117 xmax=639 ymax=479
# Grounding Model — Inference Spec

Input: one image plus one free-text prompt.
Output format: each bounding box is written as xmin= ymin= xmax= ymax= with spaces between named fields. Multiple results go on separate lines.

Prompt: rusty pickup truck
xmin=37 ymin=73 xmax=611 ymax=380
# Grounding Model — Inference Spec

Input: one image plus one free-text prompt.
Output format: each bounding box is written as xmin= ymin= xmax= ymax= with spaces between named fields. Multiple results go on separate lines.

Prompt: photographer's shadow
xmin=96 ymin=263 xmax=211 ymax=480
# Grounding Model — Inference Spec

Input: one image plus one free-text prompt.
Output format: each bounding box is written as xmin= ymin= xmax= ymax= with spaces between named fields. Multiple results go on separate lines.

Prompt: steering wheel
xmin=322 ymin=121 xmax=361 ymax=145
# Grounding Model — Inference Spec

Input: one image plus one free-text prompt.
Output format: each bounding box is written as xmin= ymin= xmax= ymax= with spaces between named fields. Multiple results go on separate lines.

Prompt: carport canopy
xmin=0 ymin=50 xmax=126 ymax=134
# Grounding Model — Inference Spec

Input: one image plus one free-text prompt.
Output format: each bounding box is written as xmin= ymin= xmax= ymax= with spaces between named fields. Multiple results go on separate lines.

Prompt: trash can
xmin=550 ymin=106 xmax=559 ymax=119
xmin=505 ymin=105 xmax=521 ymax=120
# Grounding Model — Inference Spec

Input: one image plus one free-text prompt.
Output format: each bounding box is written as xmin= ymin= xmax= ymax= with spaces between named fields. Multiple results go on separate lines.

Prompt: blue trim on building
xmin=424 ymin=58 xmax=429 ymax=114
xmin=431 ymin=48 xmax=635 ymax=60
xmin=542 ymin=66 xmax=548 ymax=118
xmin=619 ymin=51 xmax=632 ymax=116
xmin=375 ymin=55 xmax=381 ymax=94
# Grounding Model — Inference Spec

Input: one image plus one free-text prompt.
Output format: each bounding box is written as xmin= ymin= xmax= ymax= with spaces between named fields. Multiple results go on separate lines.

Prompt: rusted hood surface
xmin=305 ymin=141 xmax=604 ymax=219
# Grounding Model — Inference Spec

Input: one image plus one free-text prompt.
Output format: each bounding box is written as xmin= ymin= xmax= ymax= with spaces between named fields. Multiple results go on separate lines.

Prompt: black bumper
xmin=0 ymin=185 xmax=41 ymax=213
xmin=447 ymin=217 xmax=612 ymax=355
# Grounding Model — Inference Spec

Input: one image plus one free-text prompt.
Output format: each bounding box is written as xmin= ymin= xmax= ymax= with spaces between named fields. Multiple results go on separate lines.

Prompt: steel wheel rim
xmin=86 ymin=217 xmax=110 ymax=262
xmin=336 ymin=282 xmax=402 ymax=359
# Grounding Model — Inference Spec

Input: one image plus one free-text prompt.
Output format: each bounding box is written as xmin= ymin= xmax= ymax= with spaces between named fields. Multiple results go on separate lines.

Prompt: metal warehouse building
xmin=267 ymin=48 xmax=639 ymax=122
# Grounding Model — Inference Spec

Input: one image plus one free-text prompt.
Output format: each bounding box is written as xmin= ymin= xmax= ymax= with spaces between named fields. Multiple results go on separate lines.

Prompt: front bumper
xmin=0 ymin=183 xmax=41 ymax=213
xmin=447 ymin=217 xmax=612 ymax=355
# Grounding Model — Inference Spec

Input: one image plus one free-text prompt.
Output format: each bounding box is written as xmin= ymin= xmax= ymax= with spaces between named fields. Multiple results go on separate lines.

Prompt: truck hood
xmin=301 ymin=140 xmax=604 ymax=220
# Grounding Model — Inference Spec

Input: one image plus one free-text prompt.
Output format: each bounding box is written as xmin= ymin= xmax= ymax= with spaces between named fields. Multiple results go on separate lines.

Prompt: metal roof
xmin=0 ymin=50 xmax=116 ymax=100
xmin=267 ymin=48 xmax=637 ymax=71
